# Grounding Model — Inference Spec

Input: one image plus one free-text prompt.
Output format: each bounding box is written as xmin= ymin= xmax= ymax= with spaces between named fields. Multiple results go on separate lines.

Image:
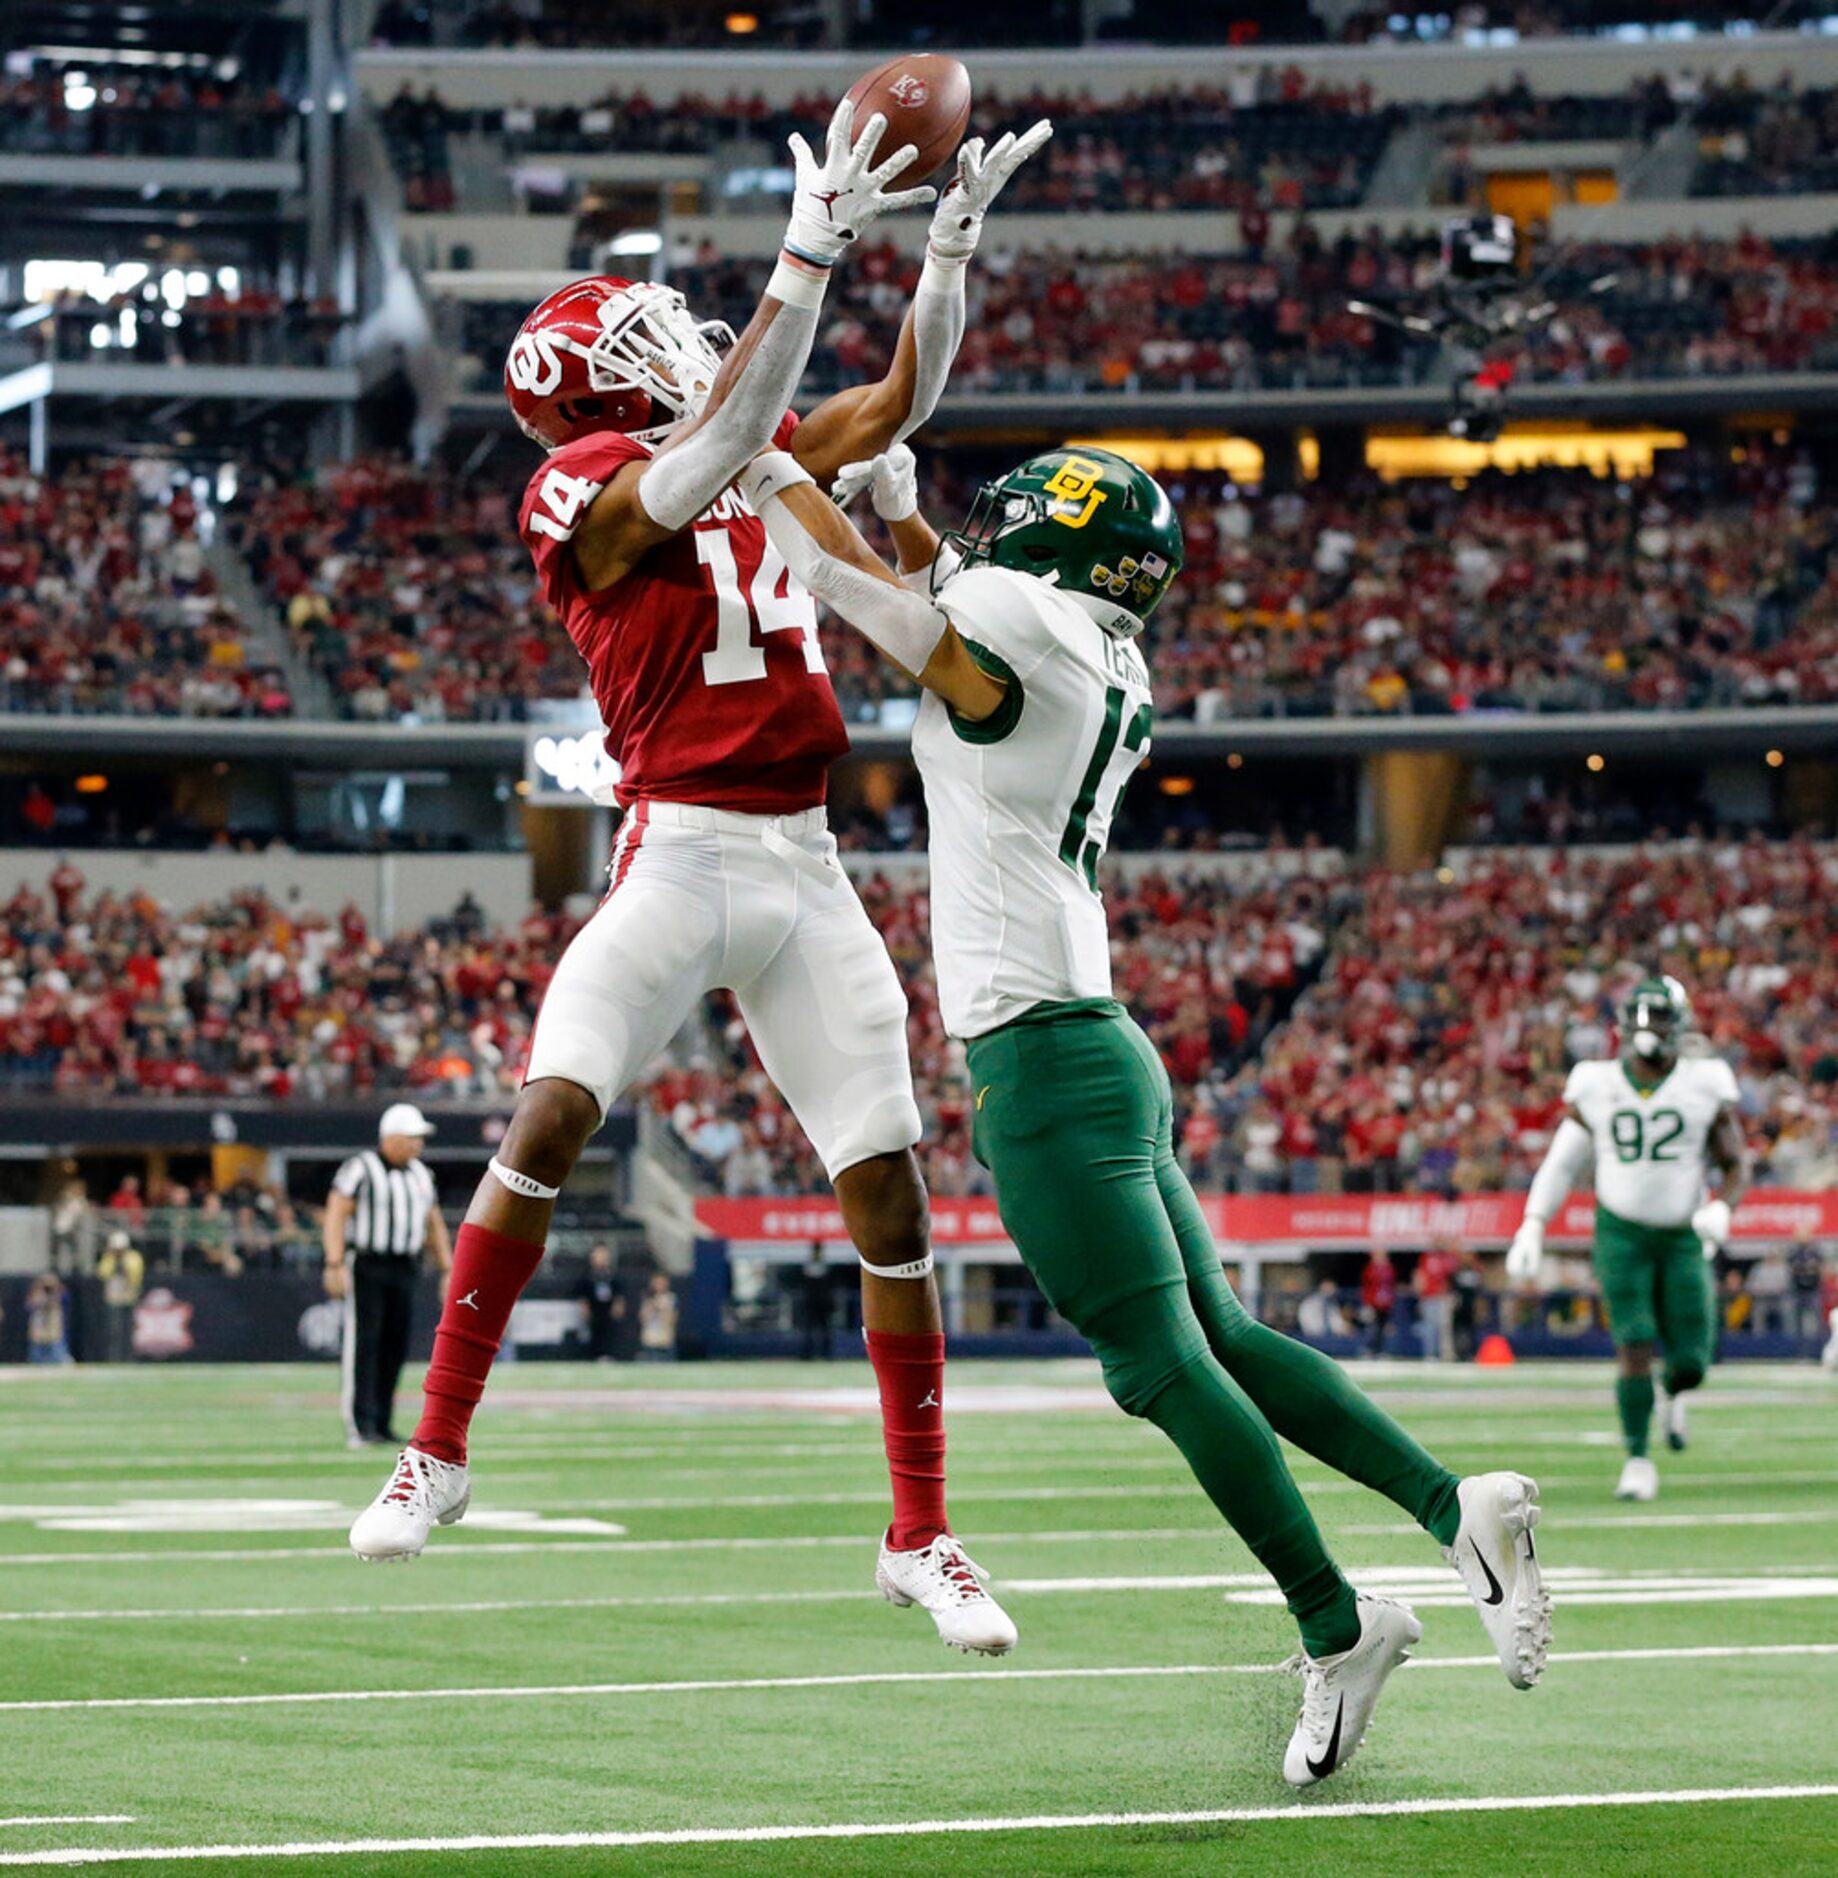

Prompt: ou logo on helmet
xmin=507 ymin=329 xmax=564 ymax=397
xmin=1043 ymin=456 xmax=1109 ymax=528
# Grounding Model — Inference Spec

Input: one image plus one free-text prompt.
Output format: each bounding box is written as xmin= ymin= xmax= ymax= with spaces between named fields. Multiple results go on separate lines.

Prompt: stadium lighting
xmin=73 ymin=775 xmax=108 ymax=794
xmin=1586 ymin=754 xmax=1606 ymax=773
xmin=1766 ymin=750 xmax=1786 ymax=768
xmin=1226 ymin=753 xmax=1245 ymax=770
xmin=608 ymin=230 xmax=663 ymax=257
xmin=725 ymin=12 xmax=760 ymax=32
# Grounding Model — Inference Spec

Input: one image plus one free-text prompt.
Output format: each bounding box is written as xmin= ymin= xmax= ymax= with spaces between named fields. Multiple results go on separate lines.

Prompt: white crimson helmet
xmin=503 ymin=275 xmax=735 ymax=452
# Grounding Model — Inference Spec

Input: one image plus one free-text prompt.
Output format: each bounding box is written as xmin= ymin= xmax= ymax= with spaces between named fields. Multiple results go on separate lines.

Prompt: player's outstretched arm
xmin=1506 ymin=1108 xmax=1592 ymax=1281
xmin=570 ymin=100 xmax=936 ymax=591
xmin=790 ymin=120 xmax=1052 ymax=488
xmin=737 ymin=450 xmax=1005 ymax=721
xmin=1693 ymin=1107 xmax=1752 ymax=1255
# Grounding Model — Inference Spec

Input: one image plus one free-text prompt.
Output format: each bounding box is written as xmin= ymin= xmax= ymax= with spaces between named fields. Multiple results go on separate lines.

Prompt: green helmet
xmin=1621 ymin=974 xmax=1691 ymax=1063
xmin=937 ymin=446 xmax=1184 ymax=639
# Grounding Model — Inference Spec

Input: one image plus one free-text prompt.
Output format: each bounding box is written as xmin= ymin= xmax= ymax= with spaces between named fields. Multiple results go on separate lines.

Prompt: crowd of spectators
xmin=222 ymin=431 xmax=1838 ymax=726
xmin=0 ymin=62 xmax=294 ymax=161
xmin=232 ymin=457 xmax=579 ymax=722
xmin=0 ymin=875 xmax=553 ymax=1101
xmin=1216 ymin=836 xmax=1838 ymax=1197
xmin=1692 ymin=74 xmax=1838 ymax=197
xmin=659 ymin=837 xmax=1838 ymax=1203
xmin=0 ymin=450 xmax=293 ymax=719
xmin=445 ymin=228 xmax=1838 ymax=407
xmin=3 ymin=840 xmax=1831 ymax=1218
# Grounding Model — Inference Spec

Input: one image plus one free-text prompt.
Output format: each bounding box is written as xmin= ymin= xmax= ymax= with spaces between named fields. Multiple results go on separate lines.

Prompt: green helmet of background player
xmin=937 ymin=446 xmax=1184 ymax=639
xmin=1621 ymin=974 xmax=1691 ymax=1065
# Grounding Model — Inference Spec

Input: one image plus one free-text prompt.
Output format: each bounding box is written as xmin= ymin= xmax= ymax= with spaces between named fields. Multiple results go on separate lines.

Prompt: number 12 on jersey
xmin=1060 ymin=683 xmax=1153 ymax=889
xmin=695 ymin=532 xmax=825 ymax=687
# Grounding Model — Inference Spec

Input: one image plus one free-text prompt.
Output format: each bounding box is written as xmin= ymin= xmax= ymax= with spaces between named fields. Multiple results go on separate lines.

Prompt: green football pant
xmin=1594 ymin=1203 xmax=1716 ymax=1393
xmin=968 ymin=1002 xmax=1462 ymax=1655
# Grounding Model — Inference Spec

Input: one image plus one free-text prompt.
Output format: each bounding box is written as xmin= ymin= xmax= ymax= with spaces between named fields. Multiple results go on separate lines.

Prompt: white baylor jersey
xmin=914 ymin=565 xmax=1153 ymax=1039
xmin=1564 ymin=1054 xmax=1739 ymax=1228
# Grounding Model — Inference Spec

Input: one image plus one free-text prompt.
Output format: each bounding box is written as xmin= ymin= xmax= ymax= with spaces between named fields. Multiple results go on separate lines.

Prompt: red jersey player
xmin=352 ymin=103 xmax=1051 ymax=1653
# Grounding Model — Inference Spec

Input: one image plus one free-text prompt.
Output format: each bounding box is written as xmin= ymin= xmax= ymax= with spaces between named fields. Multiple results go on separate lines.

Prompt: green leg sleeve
xmin=1153 ymin=1140 xmax=1463 ymax=1549
xmin=1657 ymin=1244 xmax=1716 ymax=1394
xmin=1617 ymin=1373 xmax=1655 ymax=1457
xmin=971 ymin=1010 xmax=1358 ymax=1658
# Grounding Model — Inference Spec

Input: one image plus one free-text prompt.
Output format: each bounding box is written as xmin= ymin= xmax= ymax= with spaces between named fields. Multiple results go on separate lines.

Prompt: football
xmin=843 ymin=53 xmax=973 ymax=189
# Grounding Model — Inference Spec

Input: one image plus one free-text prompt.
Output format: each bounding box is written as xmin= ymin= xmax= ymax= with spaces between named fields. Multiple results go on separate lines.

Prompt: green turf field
xmin=1 ymin=1357 xmax=1835 ymax=1875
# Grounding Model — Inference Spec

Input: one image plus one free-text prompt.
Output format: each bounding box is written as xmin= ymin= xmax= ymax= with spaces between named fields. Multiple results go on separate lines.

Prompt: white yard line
xmin=7 ymin=1563 xmax=1835 ymax=1625
xmin=3 ymin=1785 xmax=1836 ymax=1867
xmin=4 ymin=1642 xmax=1834 ymax=1716
xmin=0 ymin=1821 xmax=133 ymax=1831
xmin=0 ymin=1526 xmax=1216 ymax=1568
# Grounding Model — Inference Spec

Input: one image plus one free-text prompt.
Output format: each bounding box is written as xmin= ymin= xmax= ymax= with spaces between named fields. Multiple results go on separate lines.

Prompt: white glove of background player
xmin=1504 ymin=1218 xmax=1545 ymax=1283
xmin=785 ymin=99 xmax=937 ymax=265
xmin=831 ymin=442 xmax=918 ymax=522
xmin=927 ymin=119 xmax=1054 ymax=263
xmin=1691 ymin=1197 xmax=1733 ymax=1258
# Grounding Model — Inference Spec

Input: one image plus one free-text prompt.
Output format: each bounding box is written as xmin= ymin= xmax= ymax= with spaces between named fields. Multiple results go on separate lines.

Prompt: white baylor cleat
xmin=1615 ymin=1455 xmax=1660 ymax=1502
xmin=1444 ymin=1471 xmax=1551 ymax=1690
xmin=1282 ymin=1593 xmax=1422 ymax=1790
xmin=876 ymin=1531 xmax=1018 ymax=1656
xmin=349 ymin=1446 xmax=470 ymax=1562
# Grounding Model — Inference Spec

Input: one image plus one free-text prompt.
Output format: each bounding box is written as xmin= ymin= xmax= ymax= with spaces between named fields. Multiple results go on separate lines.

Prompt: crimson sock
xmin=412 ymin=1223 xmax=546 ymax=1465
xmin=865 ymin=1328 xmax=949 ymax=1551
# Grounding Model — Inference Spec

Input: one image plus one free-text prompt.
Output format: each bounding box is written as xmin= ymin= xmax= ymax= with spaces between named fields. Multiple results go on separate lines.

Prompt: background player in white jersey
xmin=1509 ymin=975 xmax=1751 ymax=1501
xmin=349 ymin=105 xmax=1049 ymax=1656
xmin=722 ymin=438 xmax=1553 ymax=1788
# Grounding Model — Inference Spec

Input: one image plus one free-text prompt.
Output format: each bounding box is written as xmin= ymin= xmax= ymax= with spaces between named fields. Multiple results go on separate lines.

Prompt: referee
xmin=323 ymin=1103 xmax=452 ymax=1449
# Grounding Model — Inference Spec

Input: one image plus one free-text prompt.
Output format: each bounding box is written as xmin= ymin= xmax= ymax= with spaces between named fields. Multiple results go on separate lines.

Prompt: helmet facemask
xmin=511 ymin=282 xmax=732 ymax=449
xmin=1623 ymin=976 xmax=1689 ymax=1064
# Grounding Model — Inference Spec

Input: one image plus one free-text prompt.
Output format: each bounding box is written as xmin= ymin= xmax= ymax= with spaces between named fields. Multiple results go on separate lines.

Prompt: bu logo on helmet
xmin=888 ymin=73 xmax=931 ymax=108
xmin=506 ymin=330 xmax=563 ymax=397
xmin=1043 ymin=457 xmax=1109 ymax=528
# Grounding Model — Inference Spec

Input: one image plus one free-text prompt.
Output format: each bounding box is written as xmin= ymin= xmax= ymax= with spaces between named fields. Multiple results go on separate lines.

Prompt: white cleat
xmin=349 ymin=1446 xmax=470 ymax=1562
xmin=1444 ymin=1471 xmax=1551 ymax=1690
xmin=1283 ymin=1593 xmax=1422 ymax=1790
xmin=1661 ymin=1389 xmax=1688 ymax=1452
xmin=876 ymin=1531 xmax=1018 ymax=1656
xmin=1615 ymin=1455 xmax=1659 ymax=1502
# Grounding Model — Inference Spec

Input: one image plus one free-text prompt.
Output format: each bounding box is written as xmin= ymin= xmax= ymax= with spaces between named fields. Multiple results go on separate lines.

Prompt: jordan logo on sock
xmin=917 ymin=1389 xmax=939 ymax=1410
xmin=457 ymin=1289 xmax=481 ymax=1311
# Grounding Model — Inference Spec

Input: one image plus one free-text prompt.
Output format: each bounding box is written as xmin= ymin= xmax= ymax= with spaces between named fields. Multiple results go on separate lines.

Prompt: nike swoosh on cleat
xmin=1471 ymin=1541 xmax=1505 ymax=1606
xmin=1305 ymin=1695 xmax=1344 ymax=1779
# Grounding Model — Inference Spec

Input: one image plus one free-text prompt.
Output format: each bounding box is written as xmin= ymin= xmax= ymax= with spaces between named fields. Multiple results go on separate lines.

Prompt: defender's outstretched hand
xmin=832 ymin=442 xmax=919 ymax=522
xmin=1504 ymin=1218 xmax=1545 ymax=1283
xmin=786 ymin=99 xmax=939 ymax=265
xmin=928 ymin=119 xmax=1054 ymax=263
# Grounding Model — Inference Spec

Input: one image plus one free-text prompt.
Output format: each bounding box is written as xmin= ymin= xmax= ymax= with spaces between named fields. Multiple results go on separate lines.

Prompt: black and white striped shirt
xmin=332 ymin=1151 xmax=438 ymax=1257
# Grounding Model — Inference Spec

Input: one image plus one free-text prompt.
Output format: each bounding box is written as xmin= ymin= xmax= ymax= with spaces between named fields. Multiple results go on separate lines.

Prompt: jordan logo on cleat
xmin=457 ymin=1289 xmax=481 ymax=1311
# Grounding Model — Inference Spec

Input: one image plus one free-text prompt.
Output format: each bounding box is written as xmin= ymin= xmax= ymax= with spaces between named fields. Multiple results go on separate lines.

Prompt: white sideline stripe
xmin=0 ymin=1821 xmax=134 ymax=1830
xmin=6 ymin=1643 xmax=1836 ymax=1715
xmin=4 ymin=1786 xmax=1837 ymax=1866
xmin=0 ymin=1527 xmax=1215 ymax=1568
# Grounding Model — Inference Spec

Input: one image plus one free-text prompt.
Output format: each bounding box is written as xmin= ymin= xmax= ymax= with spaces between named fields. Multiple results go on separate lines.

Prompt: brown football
xmin=843 ymin=53 xmax=972 ymax=190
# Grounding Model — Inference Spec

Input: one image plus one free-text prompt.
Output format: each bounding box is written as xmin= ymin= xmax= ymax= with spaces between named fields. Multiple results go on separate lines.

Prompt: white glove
xmin=831 ymin=443 xmax=918 ymax=522
xmin=926 ymin=119 xmax=1054 ymax=264
xmin=1505 ymin=1218 xmax=1545 ymax=1283
xmin=1691 ymin=1197 xmax=1732 ymax=1257
xmin=785 ymin=99 xmax=938 ymax=265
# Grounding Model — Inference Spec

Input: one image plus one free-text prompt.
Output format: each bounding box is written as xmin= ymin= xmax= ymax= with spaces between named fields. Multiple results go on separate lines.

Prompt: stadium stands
xmin=0 ymin=63 xmax=295 ymax=160
xmin=0 ymin=450 xmax=292 ymax=720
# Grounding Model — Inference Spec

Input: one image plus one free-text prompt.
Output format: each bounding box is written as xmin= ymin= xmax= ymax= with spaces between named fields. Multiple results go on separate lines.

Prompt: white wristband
xmin=768 ymin=252 xmax=831 ymax=311
xmin=737 ymin=450 xmax=815 ymax=512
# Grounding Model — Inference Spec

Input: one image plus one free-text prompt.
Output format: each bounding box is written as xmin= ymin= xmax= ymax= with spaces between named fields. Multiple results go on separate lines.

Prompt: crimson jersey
xmin=520 ymin=414 xmax=850 ymax=813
